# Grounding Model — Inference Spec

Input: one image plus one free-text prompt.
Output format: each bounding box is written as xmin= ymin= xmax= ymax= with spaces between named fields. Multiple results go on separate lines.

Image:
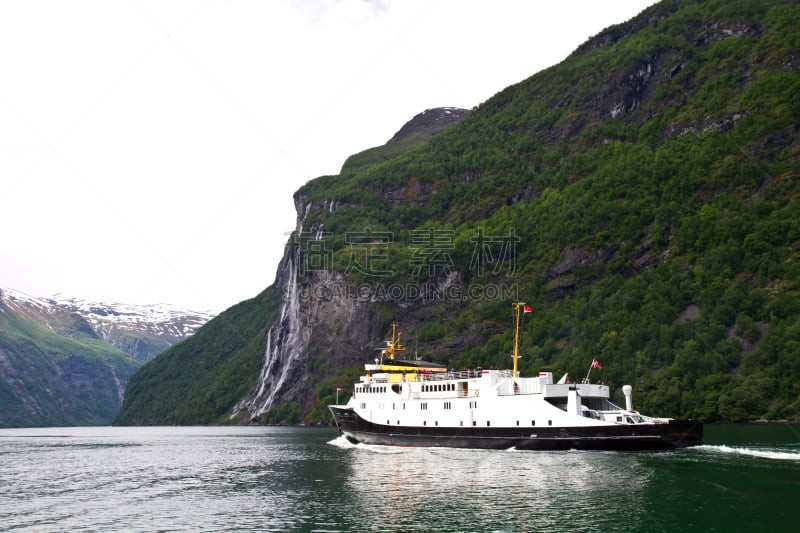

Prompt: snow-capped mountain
xmin=0 ymin=286 xmax=215 ymax=362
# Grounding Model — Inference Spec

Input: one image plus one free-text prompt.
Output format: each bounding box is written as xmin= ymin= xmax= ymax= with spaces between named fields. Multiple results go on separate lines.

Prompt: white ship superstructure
xmin=329 ymin=304 xmax=702 ymax=450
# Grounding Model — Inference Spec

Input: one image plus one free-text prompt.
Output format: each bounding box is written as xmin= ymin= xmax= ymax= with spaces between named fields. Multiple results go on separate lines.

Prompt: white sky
xmin=0 ymin=0 xmax=657 ymax=313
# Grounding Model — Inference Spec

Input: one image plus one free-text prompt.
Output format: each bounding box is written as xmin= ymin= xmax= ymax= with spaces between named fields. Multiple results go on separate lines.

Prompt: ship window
xmin=532 ymin=420 xmax=535 ymax=426
xmin=516 ymin=421 xmax=519 ymax=426
xmin=460 ymin=421 xmax=464 ymax=426
xmin=472 ymin=421 xmax=477 ymax=426
xmin=435 ymin=421 xmax=438 ymax=426
xmin=424 ymin=421 xmax=426 ymax=426
xmin=548 ymin=420 xmax=552 ymax=426
xmin=487 ymin=421 xmax=491 ymax=427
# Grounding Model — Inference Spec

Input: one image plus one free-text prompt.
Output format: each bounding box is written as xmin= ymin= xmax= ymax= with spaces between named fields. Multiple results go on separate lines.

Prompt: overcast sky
xmin=1 ymin=0 xmax=657 ymax=312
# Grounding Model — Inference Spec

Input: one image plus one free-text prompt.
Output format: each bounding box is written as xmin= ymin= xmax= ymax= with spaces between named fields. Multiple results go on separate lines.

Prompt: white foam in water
xmin=699 ymin=444 xmax=800 ymax=461
xmin=326 ymin=435 xmax=411 ymax=454
xmin=327 ymin=435 xmax=358 ymax=448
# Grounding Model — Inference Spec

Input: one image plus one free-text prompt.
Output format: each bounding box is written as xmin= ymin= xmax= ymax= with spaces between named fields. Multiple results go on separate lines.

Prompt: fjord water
xmin=1 ymin=425 xmax=798 ymax=532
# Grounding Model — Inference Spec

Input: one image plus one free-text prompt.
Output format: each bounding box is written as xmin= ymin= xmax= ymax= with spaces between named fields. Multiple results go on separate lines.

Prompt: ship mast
xmin=512 ymin=302 xmax=526 ymax=378
xmin=386 ymin=321 xmax=405 ymax=360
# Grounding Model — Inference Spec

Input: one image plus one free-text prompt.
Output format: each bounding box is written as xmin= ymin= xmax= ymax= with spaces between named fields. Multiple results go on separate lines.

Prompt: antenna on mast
xmin=386 ymin=321 xmax=405 ymax=360
xmin=511 ymin=303 xmax=529 ymax=378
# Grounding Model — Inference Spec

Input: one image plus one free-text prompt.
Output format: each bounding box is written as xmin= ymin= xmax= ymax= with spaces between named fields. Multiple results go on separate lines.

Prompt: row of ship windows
xmin=357 ymin=404 xmax=555 ymax=426
xmin=360 ymin=402 xmax=465 ymax=410
xmin=382 ymin=420 xmax=555 ymax=427
xmin=355 ymin=386 xmax=388 ymax=394
xmin=356 ymin=384 xmax=459 ymax=394
xmin=422 ymin=383 xmax=458 ymax=392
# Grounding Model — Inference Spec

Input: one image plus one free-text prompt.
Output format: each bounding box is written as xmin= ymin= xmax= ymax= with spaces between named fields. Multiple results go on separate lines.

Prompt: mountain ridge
xmin=116 ymin=0 xmax=800 ymax=426
xmin=0 ymin=285 xmax=214 ymax=427
xmin=1 ymin=286 xmax=214 ymax=362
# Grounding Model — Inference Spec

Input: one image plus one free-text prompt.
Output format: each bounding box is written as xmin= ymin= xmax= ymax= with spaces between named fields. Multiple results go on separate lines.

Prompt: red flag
xmin=523 ymin=305 xmax=533 ymax=313
xmin=591 ymin=359 xmax=602 ymax=369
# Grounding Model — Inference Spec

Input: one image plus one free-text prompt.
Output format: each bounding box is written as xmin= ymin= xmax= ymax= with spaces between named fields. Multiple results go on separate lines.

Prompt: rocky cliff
xmin=116 ymin=0 xmax=800 ymax=425
xmin=230 ymin=110 xmax=472 ymax=421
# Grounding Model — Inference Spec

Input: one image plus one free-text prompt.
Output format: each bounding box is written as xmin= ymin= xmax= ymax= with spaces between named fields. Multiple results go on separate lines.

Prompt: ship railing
xmin=418 ymin=370 xmax=484 ymax=381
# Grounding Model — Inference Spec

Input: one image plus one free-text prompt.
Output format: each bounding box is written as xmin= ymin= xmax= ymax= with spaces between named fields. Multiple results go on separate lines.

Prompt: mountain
xmin=0 ymin=286 xmax=213 ymax=427
xmin=115 ymin=0 xmax=800 ymax=426
xmin=48 ymin=295 xmax=214 ymax=362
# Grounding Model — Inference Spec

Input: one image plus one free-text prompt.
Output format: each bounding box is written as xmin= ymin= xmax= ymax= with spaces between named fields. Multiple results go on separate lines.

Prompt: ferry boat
xmin=329 ymin=303 xmax=703 ymax=450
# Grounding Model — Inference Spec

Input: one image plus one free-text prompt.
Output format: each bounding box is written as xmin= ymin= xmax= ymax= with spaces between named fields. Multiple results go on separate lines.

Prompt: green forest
xmin=116 ymin=0 xmax=800 ymax=425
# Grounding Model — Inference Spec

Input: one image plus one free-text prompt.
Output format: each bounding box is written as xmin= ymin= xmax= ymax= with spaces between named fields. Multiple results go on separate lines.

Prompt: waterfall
xmin=238 ymin=231 xmax=309 ymax=418
xmin=249 ymin=329 xmax=271 ymax=403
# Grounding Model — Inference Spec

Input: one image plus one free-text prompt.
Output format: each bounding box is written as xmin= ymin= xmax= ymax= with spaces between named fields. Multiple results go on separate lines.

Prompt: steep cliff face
xmin=233 ymin=206 xmax=386 ymax=421
xmin=237 ymin=0 xmax=800 ymax=424
xmin=116 ymin=0 xmax=800 ymax=425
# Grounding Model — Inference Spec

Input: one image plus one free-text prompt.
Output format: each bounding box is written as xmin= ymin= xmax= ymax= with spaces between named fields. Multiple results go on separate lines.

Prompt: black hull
xmin=329 ymin=406 xmax=703 ymax=451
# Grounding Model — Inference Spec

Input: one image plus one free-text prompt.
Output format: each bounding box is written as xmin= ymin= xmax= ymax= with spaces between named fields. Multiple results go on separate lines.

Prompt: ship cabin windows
xmin=422 ymin=383 xmax=457 ymax=393
xmin=356 ymin=385 xmax=389 ymax=394
xmin=420 ymin=403 xmax=428 ymax=410
xmin=444 ymin=402 xmax=452 ymax=409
